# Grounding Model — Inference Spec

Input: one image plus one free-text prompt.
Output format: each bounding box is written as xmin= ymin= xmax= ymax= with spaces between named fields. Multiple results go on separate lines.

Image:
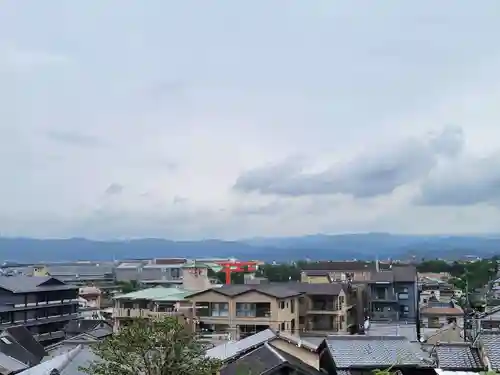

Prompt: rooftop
xmin=190 ymin=284 xmax=303 ymax=299
xmin=326 ymin=336 xmax=430 ymax=368
xmin=0 ymin=276 xmax=76 ymax=293
xmin=220 ymin=342 xmax=322 ymax=375
xmin=114 ymin=287 xmax=193 ymax=301
xmin=432 ymin=343 xmax=483 ymax=370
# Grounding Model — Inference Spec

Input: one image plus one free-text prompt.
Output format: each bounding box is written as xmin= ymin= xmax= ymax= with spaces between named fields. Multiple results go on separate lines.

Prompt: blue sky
xmin=1 ymin=1 xmax=500 ymax=239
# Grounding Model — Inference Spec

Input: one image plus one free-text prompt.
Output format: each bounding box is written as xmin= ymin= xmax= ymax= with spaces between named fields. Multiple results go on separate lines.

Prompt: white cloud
xmin=0 ymin=0 xmax=500 ymax=239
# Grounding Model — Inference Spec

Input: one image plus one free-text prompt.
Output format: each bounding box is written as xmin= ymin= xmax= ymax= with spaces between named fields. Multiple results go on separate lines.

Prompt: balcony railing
xmin=12 ymin=299 xmax=79 ymax=310
xmin=0 ymin=313 xmax=78 ymax=328
xmin=113 ymin=308 xmax=185 ymax=319
xmin=235 ymin=310 xmax=271 ymax=318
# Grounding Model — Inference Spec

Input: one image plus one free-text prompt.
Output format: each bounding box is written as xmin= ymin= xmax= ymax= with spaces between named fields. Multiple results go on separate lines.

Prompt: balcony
xmin=11 ymin=299 xmax=79 ymax=311
xmin=308 ymin=300 xmax=341 ymax=314
xmin=113 ymin=308 xmax=184 ymax=319
xmin=0 ymin=313 xmax=78 ymax=328
xmin=372 ymin=292 xmax=398 ymax=302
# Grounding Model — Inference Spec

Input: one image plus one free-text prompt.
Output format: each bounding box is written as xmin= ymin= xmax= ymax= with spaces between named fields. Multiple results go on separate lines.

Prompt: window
xmin=339 ymin=296 xmax=345 ymax=307
xmin=447 ymin=317 xmax=457 ymax=324
xmin=280 ymin=301 xmax=285 ymax=309
xmin=290 ymin=300 xmax=295 ymax=314
xmin=428 ymin=316 xmax=441 ymax=328
xmin=171 ymin=268 xmax=180 ymax=279
xmin=398 ymin=293 xmax=409 ymax=300
xmin=236 ymin=303 xmax=255 ymax=317
xmin=299 ymin=316 xmax=305 ymax=324
xmin=280 ymin=322 xmax=285 ymax=331
xmin=210 ymin=303 xmax=229 ymax=317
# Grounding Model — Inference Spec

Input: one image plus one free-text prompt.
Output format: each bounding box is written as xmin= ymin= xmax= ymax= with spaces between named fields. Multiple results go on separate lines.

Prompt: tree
xmin=118 ymin=280 xmax=139 ymax=294
xmin=80 ymin=317 xmax=222 ymax=375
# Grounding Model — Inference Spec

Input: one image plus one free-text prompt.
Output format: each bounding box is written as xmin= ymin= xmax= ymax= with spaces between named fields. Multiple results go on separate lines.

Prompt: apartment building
xmin=301 ymin=261 xmax=418 ymax=322
xmin=187 ymin=282 xmax=357 ymax=338
xmin=367 ymin=265 xmax=417 ymax=321
xmin=112 ymin=287 xmax=193 ymax=331
xmin=0 ymin=276 xmax=79 ymax=343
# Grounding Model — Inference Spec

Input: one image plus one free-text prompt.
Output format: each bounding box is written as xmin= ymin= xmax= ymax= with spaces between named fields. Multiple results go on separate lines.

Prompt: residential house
xmin=112 ymin=287 xmax=193 ymax=331
xmin=0 ymin=276 xmax=79 ymax=344
xmin=189 ymin=282 xmax=358 ymax=339
xmin=367 ymin=265 xmax=418 ymax=322
xmin=189 ymin=284 xmax=301 ymax=339
xmin=292 ymin=283 xmax=356 ymax=333
xmin=420 ymin=303 xmax=464 ymax=329
xmin=476 ymin=306 xmax=500 ymax=330
xmin=207 ymin=329 xmax=324 ymax=374
xmin=301 ymin=262 xmax=418 ymax=323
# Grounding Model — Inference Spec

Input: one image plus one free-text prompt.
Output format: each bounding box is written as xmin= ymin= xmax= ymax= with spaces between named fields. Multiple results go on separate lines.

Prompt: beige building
xmin=420 ymin=305 xmax=464 ymax=329
xmin=188 ymin=282 xmax=356 ymax=338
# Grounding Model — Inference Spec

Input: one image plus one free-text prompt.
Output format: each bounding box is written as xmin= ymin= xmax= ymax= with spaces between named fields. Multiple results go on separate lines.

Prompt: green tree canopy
xmin=80 ymin=317 xmax=221 ymax=375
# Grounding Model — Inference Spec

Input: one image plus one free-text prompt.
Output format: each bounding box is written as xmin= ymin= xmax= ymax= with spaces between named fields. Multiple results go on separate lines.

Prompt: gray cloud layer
xmin=234 ymin=126 xmax=465 ymax=199
xmin=415 ymin=155 xmax=500 ymax=206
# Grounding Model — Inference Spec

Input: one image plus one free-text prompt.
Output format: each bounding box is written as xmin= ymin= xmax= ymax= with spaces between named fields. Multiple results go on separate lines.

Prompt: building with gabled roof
xmin=0 ymin=276 xmax=78 ymax=344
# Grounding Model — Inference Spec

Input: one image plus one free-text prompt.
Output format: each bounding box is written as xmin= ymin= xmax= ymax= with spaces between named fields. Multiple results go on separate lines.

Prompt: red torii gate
xmin=216 ymin=260 xmax=259 ymax=284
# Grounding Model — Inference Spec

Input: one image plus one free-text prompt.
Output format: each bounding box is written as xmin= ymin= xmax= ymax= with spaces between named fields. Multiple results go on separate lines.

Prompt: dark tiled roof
xmin=326 ymin=336 xmax=426 ymax=368
xmin=220 ymin=343 xmax=322 ymax=375
xmin=433 ymin=343 xmax=483 ymax=370
xmin=393 ymin=266 xmax=417 ymax=283
xmin=0 ymin=276 xmax=76 ymax=293
xmin=285 ymin=282 xmax=344 ymax=296
xmin=5 ymin=326 xmax=46 ymax=361
xmin=478 ymin=331 xmax=500 ymax=371
xmin=369 ymin=271 xmax=394 ymax=283
xmin=0 ymin=333 xmax=39 ymax=366
xmin=199 ymin=284 xmax=302 ymax=299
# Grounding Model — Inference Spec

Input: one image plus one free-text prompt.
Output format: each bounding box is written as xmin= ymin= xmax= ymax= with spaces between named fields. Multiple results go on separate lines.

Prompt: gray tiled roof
xmin=433 ymin=343 xmax=483 ymax=370
xmin=478 ymin=331 xmax=500 ymax=371
xmin=0 ymin=276 xmax=76 ymax=293
xmin=326 ymin=336 xmax=427 ymax=368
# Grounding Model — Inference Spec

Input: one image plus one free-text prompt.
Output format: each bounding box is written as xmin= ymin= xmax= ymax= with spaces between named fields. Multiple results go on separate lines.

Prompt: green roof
xmin=115 ymin=287 xmax=192 ymax=301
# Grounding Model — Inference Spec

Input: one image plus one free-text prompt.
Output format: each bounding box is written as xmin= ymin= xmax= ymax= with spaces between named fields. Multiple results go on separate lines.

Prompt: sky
xmin=1 ymin=1 xmax=500 ymax=240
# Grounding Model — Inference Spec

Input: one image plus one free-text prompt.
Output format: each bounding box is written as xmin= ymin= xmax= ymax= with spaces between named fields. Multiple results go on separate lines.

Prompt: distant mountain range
xmin=0 ymin=234 xmax=499 ymax=263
